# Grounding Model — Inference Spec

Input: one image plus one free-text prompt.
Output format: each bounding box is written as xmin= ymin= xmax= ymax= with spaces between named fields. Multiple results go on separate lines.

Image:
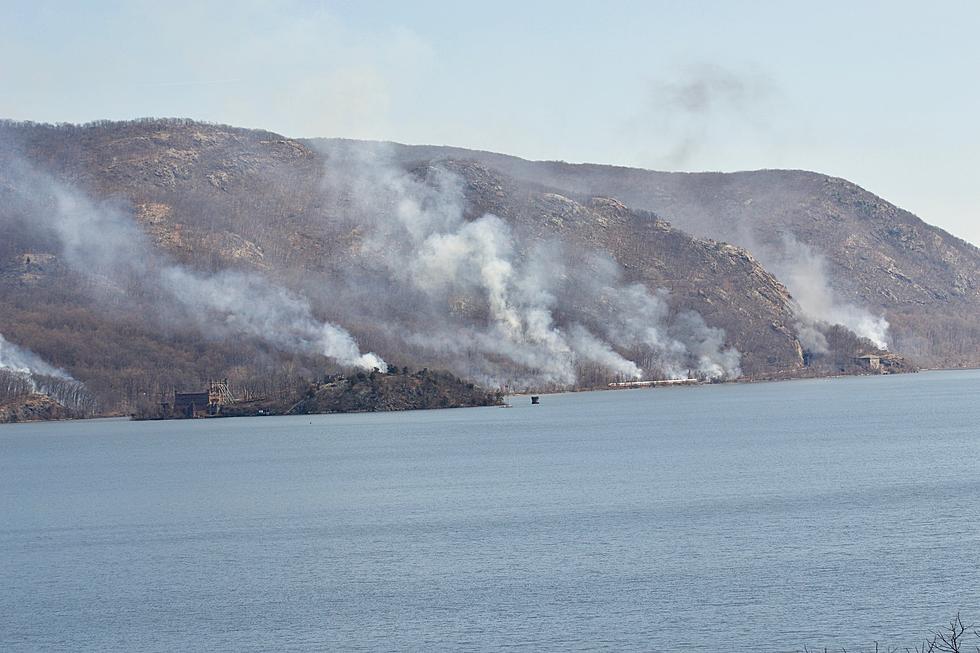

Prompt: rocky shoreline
xmin=133 ymin=368 xmax=505 ymax=421
xmin=0 ymin=393 xmax=75 ymax=423
xmin=2 ymin=353 xmax=924 ymax=425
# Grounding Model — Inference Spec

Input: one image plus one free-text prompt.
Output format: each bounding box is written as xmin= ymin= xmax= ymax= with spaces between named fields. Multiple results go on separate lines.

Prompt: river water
xmin=2 ymin=370 xmax=979 ymax=651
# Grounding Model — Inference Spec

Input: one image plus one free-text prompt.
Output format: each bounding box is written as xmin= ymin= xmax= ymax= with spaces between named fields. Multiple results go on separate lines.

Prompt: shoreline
xmin=4 ymin=366 xmax=973 ymax=427
xmin=515 ymin=365 xmax=919 ymax=397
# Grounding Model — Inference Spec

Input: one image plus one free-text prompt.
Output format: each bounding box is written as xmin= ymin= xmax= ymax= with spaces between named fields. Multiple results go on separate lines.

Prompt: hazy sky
xmin=2 ymin=0 xmax=978 ymax=245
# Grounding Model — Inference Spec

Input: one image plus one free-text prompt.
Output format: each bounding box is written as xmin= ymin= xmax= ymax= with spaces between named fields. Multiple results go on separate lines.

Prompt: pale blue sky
xmin=2 ymin=0 xmax=978 ymax=244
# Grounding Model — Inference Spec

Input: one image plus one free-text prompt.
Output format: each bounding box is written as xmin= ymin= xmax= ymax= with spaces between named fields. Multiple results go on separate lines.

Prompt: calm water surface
xmin=2 ymin=370 xmax=980 ymax=651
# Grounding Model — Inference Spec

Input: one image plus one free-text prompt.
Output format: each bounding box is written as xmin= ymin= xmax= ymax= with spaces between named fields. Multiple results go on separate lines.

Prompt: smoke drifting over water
xmin=319 ymin=144 xmax=741 ymax=386
xmin=5 ymin=161 xmax=386 ymax=372
xmin=772 ymin=236 xmax=890 ymax=350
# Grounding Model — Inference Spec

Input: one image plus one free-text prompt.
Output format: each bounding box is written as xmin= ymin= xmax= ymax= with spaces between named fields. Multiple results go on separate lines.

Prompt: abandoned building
xmin=856 ymin=354 xmax=882 ymax=371
xmin=172 ymin=391 xmax=211 ymax=418
xmin=166 ymin=380 xmax=236 ymax=418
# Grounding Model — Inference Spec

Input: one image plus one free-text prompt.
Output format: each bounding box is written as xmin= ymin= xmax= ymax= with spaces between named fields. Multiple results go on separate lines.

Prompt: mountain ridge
xmin=0 ymin=118 xmax=955 ymax=415
xmin=332 ymin=136 xmax=978 ymax=367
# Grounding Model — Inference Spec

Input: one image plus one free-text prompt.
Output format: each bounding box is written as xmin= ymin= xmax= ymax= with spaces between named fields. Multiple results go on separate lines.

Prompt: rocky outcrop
xmin=145 ymin=368 xmax=505 ymax=419
xmin=0 ymin=394 xmax=72 ymax=423
xmin=288 ymin=369 xmax=504 ymax=415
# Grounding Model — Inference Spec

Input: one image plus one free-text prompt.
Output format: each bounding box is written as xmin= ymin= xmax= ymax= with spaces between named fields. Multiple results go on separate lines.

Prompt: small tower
xmin=207 ymin=379 xmax=236 ymax=414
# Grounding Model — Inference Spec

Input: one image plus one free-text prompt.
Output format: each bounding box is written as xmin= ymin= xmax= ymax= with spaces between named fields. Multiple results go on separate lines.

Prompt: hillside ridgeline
xmin=373 ymin=140 xmax=980 ymax=368
xmin=0 ymin=119 xmax=937 ymax=418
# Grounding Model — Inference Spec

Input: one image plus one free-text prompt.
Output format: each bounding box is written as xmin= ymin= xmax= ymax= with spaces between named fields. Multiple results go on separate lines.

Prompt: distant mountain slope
xmin=0 ymin=119 xmax=914 ymax=413
xmin=365 ymin=141 xmax=980 ymax=368
xmin=408 ymin=158 xmax=807 ymax=377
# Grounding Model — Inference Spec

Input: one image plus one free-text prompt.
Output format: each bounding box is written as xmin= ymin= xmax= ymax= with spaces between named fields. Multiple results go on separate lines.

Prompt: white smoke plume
xmin=0 ymin=333 xmax=71 ymax=380
xmin=319 ymin=144 xmax=741 ymax=386
xmin=773 ymin=235 xmax=890 ymax=350
xmin=6 ymin=162 xmax=385 ymax=372
xmin=566 ymin=325 xmax=643 ymax=381
xmin=0 ymin=333 xmax=94 ymax=412
xmin=159 ymin=267 xmax=386 ymax=371
xmin=670 ymin=311 xmax=743 ymax=380
xmin=575 ymin=264 xmax=741 ymax=380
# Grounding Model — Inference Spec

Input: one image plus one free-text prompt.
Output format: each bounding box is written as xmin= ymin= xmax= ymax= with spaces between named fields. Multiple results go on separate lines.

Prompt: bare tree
xmin=799 ymin=615 xmax=980 ymax=653
xmin=930 ymin=613 xmax=971 ymax=653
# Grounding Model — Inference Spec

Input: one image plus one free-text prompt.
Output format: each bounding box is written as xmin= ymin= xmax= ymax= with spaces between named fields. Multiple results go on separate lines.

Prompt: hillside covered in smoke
xmin=0 ymin=119 xmax=925 ymax=416
xmin=376 ymin=142 xmax=980 ymax=369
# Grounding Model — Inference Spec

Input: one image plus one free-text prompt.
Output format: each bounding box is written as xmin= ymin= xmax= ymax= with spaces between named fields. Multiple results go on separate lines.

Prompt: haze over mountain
xmin=2 ymin=118 xmax=973 ymax=415
xmin=379 ymin=141 xmax=980 ymax=368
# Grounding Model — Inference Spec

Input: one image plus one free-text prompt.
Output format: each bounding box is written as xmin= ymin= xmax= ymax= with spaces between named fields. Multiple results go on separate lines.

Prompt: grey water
xmin=2 ymin=370 xmax=980 ymax=652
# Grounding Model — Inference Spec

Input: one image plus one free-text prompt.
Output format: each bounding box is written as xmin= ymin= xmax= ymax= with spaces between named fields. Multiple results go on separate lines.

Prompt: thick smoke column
xmin=572 ymin=259 xmax=741 ymax=380
xmin=772 ymin=236 xmax=890 ymax=350
xmin=7 ymin=162 xmax=385 ymax=372
xmin=321 ymin=144 xmax=741 ymax=386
